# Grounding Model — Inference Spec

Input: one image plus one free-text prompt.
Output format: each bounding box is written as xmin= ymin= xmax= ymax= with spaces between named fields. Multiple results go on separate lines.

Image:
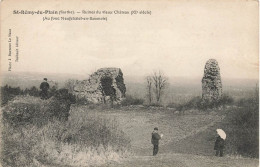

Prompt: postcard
xmin=0 ymin=0 xmax=259 ymax=166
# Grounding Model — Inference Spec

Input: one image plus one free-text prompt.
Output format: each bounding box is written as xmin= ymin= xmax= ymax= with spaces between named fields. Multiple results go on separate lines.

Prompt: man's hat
xmin=44 ymin=78 xmax=47 ymax=81
xmin=154 ymin=127 xmax=158 ymax=130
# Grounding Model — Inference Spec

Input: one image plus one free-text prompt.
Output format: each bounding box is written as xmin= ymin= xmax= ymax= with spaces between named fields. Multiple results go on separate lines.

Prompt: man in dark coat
xmin=214 ymin=135 xmax=225 ymax=157
xmin=151 ymin=127 xmax=162 ymax=156
xmin=40 ymin=78 xmax=50 ymax=100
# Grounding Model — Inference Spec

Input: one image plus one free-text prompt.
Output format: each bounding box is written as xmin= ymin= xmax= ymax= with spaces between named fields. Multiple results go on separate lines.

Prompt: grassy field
xmin=1 ymin=93 xmax=258 ymax=166
xmin=72 ymin=105 xmax=259 ymax=167
xmin=84 ymin=107 xmax=223 ymax=153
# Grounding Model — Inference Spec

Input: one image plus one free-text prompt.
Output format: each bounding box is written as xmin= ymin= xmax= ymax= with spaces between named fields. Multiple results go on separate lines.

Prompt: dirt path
xmin=103 ymin=109 xmax=224 ymax=155
xmin=104 ymin=153 xmax=259 ymax=167
xmin=74 ymin=107 xmax=259 ymax=167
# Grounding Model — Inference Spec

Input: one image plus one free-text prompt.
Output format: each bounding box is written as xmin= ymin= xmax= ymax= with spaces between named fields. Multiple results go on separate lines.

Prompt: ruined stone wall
xmin=202 ymin=59 xmax=222 ymax=102
xmin=73 ymin=68 xmax=126 ymax=104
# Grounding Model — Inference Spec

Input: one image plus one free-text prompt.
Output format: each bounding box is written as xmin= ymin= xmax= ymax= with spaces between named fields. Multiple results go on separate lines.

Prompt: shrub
xmin=200 ymin=94 xmax=234 ymax=110
xmin=2 ymin=105 xmax=131 ymax=167
xmin=76 ymin=97 xmax=90 ymax=105
xmin=53 ymin=88 xmax=76 ymax=102
xmin=50 ymin=112 xmax=130 ymax=149
xmin=224 ymin=95 xmax=259 ymax=158
xmin=48 ymin=85 xmax=58 ymax=98
xmin=3 ymin=89 xmax=76 ymax=127
xmin=1 ymin=85 xmax=23 ymax=105
xmin=1 ymin=84 xmax=58 ymax=105
xmin=121 ymin=95 xmax=144 ymax=106
xmin=176 ymin=94 xmax=234 ymax=111
xmin=166 ymin=102 xmax=177 ymax=108
xmin=27 ymin=86 xmax=40 ymax=97
xmin=216 ymin=94 xmax=234 ymax=106
xmin=176 ymin=96 xmax=201 ymax=111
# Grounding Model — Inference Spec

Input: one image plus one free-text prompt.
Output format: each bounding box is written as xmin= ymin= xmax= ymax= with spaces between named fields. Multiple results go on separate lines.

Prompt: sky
xmin=1 ymin=0 xmax=259 ymax=80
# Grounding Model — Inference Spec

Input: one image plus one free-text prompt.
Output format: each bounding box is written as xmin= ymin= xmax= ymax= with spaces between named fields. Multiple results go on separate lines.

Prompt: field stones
xmin=201 ymin=59 xmax=222 ymax=102
xmin=73 ymin=68 xmax=126 ymax=104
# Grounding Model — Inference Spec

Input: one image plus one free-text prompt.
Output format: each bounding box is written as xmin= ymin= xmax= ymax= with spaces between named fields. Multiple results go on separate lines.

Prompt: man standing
xmin=40 ymin=78 xmax=50 ymax=100
xmin=151 ymin=127 xmax=163 ymax=156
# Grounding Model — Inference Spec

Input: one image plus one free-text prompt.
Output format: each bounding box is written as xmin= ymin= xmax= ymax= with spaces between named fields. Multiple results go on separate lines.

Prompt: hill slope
xmin=72 ymin=106 xmax=258 ymax=167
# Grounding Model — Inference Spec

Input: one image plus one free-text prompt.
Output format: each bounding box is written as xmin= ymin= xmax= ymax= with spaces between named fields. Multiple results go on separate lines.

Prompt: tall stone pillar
xmin=202 ymin=59 xmax=222 ymax=102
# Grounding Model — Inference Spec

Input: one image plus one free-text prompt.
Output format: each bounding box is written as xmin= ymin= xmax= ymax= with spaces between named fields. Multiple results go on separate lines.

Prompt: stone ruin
xmin=201 ymin=59 xmax=222 ymax=102
xmin=73 ymin=68 xmax=126 ymax=104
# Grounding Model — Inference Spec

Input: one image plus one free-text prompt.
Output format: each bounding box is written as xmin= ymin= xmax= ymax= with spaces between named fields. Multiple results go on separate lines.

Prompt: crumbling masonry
xmin=202 ymin=59 xmax=222 ymax=102
xmin=73 ymin=68 xmax=126 ymax=104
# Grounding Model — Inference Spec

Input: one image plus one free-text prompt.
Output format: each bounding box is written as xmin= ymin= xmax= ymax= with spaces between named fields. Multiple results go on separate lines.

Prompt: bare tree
xmin=146 ymin=76 xmax=153 ymax=104
xmin=152 ymin=71 xmax=168 ymax=103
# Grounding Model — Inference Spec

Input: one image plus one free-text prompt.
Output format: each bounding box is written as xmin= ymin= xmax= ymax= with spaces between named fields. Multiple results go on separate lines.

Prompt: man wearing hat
xmin=40 ymin=78 xmax=50 ymax=100
xmin=151 ymin=127 xmax=163 ymax=156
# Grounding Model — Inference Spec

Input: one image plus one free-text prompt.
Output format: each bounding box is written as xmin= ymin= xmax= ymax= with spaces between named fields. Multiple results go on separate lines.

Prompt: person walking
xmin=151 ymin=127 xmax=163 ymax=156
xmin=214 ymin=129 xmax=226 ymax=157
xmin=40 ymin=78 xmax=50 ymax=100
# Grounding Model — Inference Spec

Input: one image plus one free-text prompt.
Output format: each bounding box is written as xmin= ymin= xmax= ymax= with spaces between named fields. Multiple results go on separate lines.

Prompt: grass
xmin=2 ymin=95 xmax=71 ymax=127
xmin=121 ymin=95 xmax=144 ymax=106
xmin=169 ymin=94 xmax=259 ymax=158
xmin=223 ymin=95 xmax=259 ymax=158
xmin=170 ymin=94 xmax=234 ymax=111
xmin=1 ymin=96 xmax=131 ymax=167
xmin=1 ymin=88 xmax=258 ymax=167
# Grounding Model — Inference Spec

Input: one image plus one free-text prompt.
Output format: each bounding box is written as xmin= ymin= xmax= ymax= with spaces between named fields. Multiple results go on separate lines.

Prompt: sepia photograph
xmin=0 ymin=0 xmax=259 ymax=166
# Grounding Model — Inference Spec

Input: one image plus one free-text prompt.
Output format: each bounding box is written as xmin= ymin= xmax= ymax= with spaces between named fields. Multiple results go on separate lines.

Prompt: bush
xmin=176 ymin=96 xmax=201 ymax=111
xmin=121 ymin=95 xmax=144 ymax=106
xmin=1 ymin=85 xmax=23 ymax=105
xmin=51 ymin=89 xmax=76 ymax=121
xmin=75 ymin=97 xmax=90 ymax=105
xmin=54 ymin=111 xmax=130 ymax=149
xmin=199 ymin=94 xmax=234 ymax=110
xmin=175 ymin=94 xmax=234 ymax=111
xmin=224 ymin=95 xmax=259 ymax=158
xmin=216 ymin=94 xmax=234 ymax=106
xmin=166 ymin=102 xmax=177 ymax=108
xmin=3 ymin=98 xmax=45 ymax=127
xmin=1 ymin=85 xmax=55 ymax=106
xmin=27 ymin=86 xmax=40 ymax=97
xmin=2 ymin=105 xmax=131 ymax=167
xmin=3 ymin=89 xmax=76 ymax=127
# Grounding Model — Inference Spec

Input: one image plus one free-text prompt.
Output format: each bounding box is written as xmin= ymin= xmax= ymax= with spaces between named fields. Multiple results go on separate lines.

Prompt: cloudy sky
xmin=1 ymin=0 xmax=258 ymax=79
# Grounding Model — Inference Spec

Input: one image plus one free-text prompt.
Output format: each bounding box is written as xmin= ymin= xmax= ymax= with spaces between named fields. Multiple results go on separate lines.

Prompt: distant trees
xmin=145 ymin=70 xmax=168 ymax=105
